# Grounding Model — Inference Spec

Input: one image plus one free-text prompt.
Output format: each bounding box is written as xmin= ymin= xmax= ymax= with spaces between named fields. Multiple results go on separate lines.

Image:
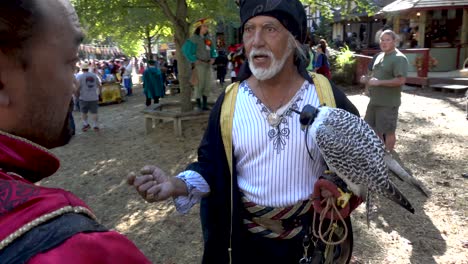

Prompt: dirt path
xmin=42 ymin=85 xmax=467 ymax=264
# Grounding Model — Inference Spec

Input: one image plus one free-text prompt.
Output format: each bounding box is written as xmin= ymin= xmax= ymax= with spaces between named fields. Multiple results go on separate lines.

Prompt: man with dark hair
xmin=182 ymin=18 xmax=218 ymax=110
xmin=0 ymin=1 xmax=150 ymax=263
xmin=129 ymin=0 xmax=361 ymax=263
xmin=214 ymin=50 xmax=229 ymax=87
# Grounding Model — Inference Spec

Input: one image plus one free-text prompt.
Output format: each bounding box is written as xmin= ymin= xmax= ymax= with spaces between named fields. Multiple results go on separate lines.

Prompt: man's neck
xmin=384 ymin=48 xmax=396 ymax=55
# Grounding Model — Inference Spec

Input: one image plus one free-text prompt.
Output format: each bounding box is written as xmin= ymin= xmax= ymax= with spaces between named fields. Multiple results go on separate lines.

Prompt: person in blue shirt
xmin=314 ymin=42 xmax=331 ymax=80
xmin=143 ymin=60 xmax=165 ymax=106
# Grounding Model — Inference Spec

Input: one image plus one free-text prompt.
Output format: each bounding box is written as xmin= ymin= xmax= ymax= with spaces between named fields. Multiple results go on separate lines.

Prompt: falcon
xmin=297 ymin=105 xmax=428 ymax=222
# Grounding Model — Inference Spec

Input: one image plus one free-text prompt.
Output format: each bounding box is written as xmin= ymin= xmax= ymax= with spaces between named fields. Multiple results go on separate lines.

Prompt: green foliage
xmin=71 ymin=0 xmax=371 ymax=109
xmin=71 ymin=0 xmax=373 ymax=56
xmin=314 ymin=16 xmax=333 ymax=43
xmin=335 ymin=45 xmax=355 ymax=68
xmin=302 ymin=0 xmax=377 ymax=19
xmin=71 ymin=0 xmax=240 ymax=57
xmin=329 ymin=45 xmax=357 ymax=85
xmin=71 ymin=0 xmax=173 ymax=56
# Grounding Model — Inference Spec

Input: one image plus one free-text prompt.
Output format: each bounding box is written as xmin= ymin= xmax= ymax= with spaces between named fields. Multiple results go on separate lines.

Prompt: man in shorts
xmin=77 ymin=62 xmax=102 ymax=131
xmin=362 ymin=29 xmax=408 ymax=151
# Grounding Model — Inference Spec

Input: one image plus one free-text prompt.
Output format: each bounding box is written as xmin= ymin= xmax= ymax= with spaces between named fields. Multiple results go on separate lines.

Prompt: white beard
xmin=248 ymin=46 xmax=293 ymax=81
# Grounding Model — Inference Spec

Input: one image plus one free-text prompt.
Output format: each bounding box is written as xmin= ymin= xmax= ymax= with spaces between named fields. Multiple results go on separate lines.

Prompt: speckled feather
xmin=310 ymin=107 xmax=415 ymax=216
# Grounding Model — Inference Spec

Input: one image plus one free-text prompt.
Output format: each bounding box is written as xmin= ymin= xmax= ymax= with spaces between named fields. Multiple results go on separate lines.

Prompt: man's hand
xmin=320 ymin=188 xmax=334 ymax=199
xmin=127 ymin=166 xmax=187 ymax=202
xmin=359 ymin=75 xmax=369 ymax=85
xmin=368 ymin=76 xmax=406 ymax=87
xmin=367 ymin=77 xmax=380 ymax=86
xmin=210 ymin=58 xmax=215 ymax=65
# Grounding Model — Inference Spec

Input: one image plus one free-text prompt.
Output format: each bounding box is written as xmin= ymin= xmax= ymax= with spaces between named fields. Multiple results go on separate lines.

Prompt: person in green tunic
xmin=143 ymin=60 xmax=165 ymax=106
xmin=182 ymin=18 xmax=218 ymax=110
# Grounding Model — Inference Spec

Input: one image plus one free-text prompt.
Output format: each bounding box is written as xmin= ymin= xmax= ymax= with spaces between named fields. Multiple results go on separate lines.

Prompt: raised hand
xmin=127 ymin=165 xmax=187 ymax=202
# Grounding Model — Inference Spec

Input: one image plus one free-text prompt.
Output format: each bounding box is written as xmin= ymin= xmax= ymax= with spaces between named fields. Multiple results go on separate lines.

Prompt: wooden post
xmin=393 ymin=15 xmax=400 ymax=36
xmin=461 ymin=9 xmax=468 ymax=68
xmin=422 ymin=49 xmax=429 ymax=77
xmin=462 ymin=9 xmax=468 ymax=45
xmin=418 ymin=11 xmax=426 ymax=48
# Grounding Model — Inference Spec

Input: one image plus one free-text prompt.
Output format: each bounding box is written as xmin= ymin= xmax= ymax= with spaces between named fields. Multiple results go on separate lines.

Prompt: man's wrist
xmin=170 ymin=177 xmax=189 ymax=198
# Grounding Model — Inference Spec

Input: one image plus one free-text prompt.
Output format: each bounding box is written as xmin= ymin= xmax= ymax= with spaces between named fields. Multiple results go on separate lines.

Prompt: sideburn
xmin=57 ymin=101 xmax=75 ymax=147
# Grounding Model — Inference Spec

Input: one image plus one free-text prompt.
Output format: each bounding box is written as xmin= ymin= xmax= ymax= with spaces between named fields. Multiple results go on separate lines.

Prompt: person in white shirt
xmin=128 ymin=0 xmax=361 ymax=263
xmin=76 ymin=62 xmax=102 ymax=131
xmin=122 ymin=58 xmax=133 ymax=95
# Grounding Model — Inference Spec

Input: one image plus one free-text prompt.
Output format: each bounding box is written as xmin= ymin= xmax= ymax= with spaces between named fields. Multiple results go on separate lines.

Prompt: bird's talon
xmin=337 ymin=188 xmax=352 ymax=208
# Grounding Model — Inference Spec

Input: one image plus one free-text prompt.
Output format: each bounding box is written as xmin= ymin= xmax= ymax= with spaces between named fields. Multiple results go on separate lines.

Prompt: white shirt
xmin=123 ymin=62 xmax=133 ymax=78
xmin=77 ymin=72 xmax=101 ymax=101
xmin=174 ymin=80 xmax=327 ymax=212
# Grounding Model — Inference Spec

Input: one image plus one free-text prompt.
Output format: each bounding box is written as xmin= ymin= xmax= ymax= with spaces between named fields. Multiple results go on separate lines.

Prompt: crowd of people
xmin=72 ymin=55 xmax=178 ymax=111
xmin=0 ymin=0 xmax=408 ymax=263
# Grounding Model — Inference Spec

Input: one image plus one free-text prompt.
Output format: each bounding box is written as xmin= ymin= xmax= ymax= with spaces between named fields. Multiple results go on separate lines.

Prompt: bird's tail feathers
xmin=384 ymin=152 xmax=430 ymax=197
xmin=382 ymin=181 xmax=415 ymax=214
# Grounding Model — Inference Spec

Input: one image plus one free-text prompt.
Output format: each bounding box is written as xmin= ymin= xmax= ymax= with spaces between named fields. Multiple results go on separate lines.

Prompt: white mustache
xmin=249 ymin=49 xmax=273 ymax=60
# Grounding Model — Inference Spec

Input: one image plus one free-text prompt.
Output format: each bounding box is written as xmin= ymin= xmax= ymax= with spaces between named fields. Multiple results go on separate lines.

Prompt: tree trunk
xmin=145 ymin=26 xmax=153 ymax=60
xmin=174 ymin=0 xmax=192 ymax=112
xmin=154 ymin=0 xmax=192 ymax=112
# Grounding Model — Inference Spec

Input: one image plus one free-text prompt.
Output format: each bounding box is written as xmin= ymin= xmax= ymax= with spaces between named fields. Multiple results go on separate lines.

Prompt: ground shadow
xmin=403 ymin=87 xmax=466 ymax=113
xmin=44 ymin=84 xmax=466 ymax=263
xmin=368 ymin=112 xmax=468 ymax=263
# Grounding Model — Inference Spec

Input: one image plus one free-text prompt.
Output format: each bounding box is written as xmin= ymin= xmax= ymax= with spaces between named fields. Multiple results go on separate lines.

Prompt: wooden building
xmin=382 ymin=0 xmax=468 ymax=73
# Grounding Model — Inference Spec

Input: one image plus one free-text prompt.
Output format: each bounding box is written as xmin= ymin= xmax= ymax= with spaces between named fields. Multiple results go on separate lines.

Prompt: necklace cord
xmin=305 ymin=124 xmax=315 ymax=161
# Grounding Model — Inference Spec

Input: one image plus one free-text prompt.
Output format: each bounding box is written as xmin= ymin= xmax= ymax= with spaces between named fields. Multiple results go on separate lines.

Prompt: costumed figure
xmin=128 ymin=0 xmax=369 ymax=263
xmin=143 ymin=60 xmax=165 ymax=106
xmin=182 ymin=18 xmax=218 ymax=110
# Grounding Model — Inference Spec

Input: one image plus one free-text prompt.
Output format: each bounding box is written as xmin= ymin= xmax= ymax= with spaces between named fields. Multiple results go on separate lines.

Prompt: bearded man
xmin=128 ymin=0 xmax=361 ymax=263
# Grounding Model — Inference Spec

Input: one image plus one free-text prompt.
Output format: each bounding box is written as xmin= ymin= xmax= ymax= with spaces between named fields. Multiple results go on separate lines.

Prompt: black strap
xmin=0 ymin=213 xmax=108 ymax=264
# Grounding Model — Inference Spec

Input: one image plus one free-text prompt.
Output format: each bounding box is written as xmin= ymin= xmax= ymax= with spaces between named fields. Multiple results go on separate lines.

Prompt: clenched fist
xmin=127 ymin=165 xmax=188 ymax=202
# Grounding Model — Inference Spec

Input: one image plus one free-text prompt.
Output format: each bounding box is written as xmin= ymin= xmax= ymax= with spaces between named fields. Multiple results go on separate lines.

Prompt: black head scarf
xmin=239 ymin=0 xmax=308 ymax=43
xmin=237 ymin=0 xmax=312 ymax=83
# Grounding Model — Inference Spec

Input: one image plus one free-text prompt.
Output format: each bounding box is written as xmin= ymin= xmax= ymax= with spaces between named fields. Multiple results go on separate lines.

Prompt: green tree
xmin=72 ymin=0 xmax=172 ymax=57
xmin=72 ymin=0 xmax=239 ymax=112
xmin=145 ymin=0 xmax=375 ymax=112
xmin=72 ymin=0 xmax=375 ymax=112
xmin=303 ymin=0 xmax=377 ymax=18
xmin=148 ymin=0 xmax=239 ymax=111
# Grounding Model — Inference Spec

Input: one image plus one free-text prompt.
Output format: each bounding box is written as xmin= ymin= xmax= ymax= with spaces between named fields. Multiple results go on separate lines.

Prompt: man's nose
xmin=251 ymin=29 xmax=265 ymax=48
